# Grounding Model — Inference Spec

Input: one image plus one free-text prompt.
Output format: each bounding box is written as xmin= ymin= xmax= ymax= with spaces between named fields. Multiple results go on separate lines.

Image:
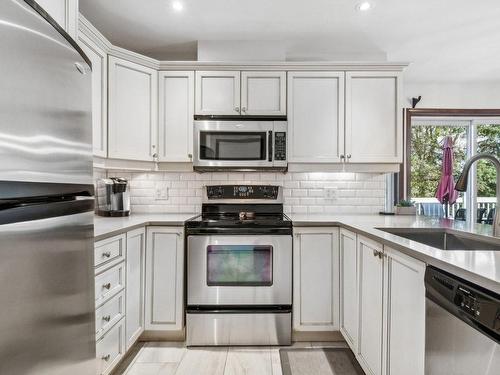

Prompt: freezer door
xmin=0 ymin=207 xmax=95 ymax=375
xmin=0 ymin=0 xmax=92 ymax=185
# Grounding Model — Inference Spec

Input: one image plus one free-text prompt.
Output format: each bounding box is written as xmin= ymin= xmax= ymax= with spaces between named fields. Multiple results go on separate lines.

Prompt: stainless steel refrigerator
xmin=0 ymin=1 xmax=95 ymax=374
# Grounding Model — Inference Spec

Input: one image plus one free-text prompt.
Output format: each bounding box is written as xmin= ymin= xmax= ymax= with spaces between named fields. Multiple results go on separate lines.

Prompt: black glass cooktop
xmin=185 ymin=208 xmax=292 ymax=234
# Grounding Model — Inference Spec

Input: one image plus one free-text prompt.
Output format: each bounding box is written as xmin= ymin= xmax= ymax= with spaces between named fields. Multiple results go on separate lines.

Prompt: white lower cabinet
xmin=125 ymin=228 xmax=146 ymax=350
xmin=339 ymin=228 xmax=358 ymax=351
xmin=384 ymin=246 xmax=425 ymax=375
xmin=95 ymin=291 xmax=125 ymax=339
xmin=339 ymin=233 xmax=426 ymax=375
xmin=293 ymin=227 xmax=340 ymax=331
xmin=145 ymin=227 xmax=184 ymax=331
xmin=96 ymin=319 xmax=126 ymax=375
xmin=357 ymin=236 xmax=385 ymax=375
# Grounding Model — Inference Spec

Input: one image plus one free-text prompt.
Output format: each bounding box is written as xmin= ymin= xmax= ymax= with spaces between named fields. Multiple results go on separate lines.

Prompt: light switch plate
xmin=155 ymin=182 xmax=169 ymax=200
xmin=324 ymin=187 xmax=338 ymax=200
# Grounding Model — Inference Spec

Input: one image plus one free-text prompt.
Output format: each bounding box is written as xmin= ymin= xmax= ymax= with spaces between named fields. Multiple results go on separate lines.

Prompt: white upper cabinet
xmin=125 ymin=228 xmax=146 ymax=350
xmin=78 ymin=33 xmax=107 ymax=157
xmin=293 ymin=227 xmax=340 ymax=331
xmin=339 ymin=228 xmax=358 ymax=352
xmin=37 ymin=0 xmax=79 ymax=40
xmin=345 ymin=72 xmax=402 ymax=163
xmin=288 ymin=72 xmax=345 ymax=163
xmin=158 ymin=71 xmax=195 ymax=162
xmin=195 ymin=71 xmax=241 ymax=116
xmin=241 ymin=71 xmax=286 ymax=116
xmin=145 ymin=227 xmax=184 ymax=331
xmin=384 ymin=247 xmax=425 ymax=375
xmin=357 ymin=236 xmax=385 ymax=375
xmin=108 ymin=57 xmax=158 ymax=161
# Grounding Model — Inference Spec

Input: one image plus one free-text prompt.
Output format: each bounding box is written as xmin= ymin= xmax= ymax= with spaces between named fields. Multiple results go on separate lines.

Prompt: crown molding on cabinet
xmin=78 ymin=14 xmax=409 ymax=72
xmin=157 ymin=61 xmax=409 ymax=72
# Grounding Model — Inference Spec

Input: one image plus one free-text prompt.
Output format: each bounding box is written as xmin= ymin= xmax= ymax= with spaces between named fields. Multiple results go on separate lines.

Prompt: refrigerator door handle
xmin=0 ymin=197 xmax=94 ymax=225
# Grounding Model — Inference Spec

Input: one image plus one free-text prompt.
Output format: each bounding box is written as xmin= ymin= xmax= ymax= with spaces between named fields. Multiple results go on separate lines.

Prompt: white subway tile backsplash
xmin=95 ymin=169 xmax=386 ymax=214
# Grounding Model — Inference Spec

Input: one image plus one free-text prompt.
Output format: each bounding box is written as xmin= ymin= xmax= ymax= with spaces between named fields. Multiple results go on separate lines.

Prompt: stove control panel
xmin=206 ymin=185 xmax=280 ymax=200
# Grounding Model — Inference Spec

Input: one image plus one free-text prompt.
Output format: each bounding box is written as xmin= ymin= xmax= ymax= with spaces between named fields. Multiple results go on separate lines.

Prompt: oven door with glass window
xmin=193 ymin=121 xmax=274 ymax=170
xmin=187 ymin=235 xmax=292 ymax=306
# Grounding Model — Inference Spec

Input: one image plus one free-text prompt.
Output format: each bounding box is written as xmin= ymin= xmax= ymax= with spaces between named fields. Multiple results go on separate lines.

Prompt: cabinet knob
xmin=102 ymin=354 xmax=111 ymax=362
xmin=346 ymin=154 xmax=352 ymax=159
xmin=102 ymin=251 xmax=111 ymax=258
xmin=102 ymin=315 xmax=111 ymax=322
xmin=234 ymin=106 xmax=240 ymax=113
xmin=102 ymin=283 xmax=111 ymax=290
xmin=373 ymin=249 xmax=383 ymax=258
xmin=340 ymin=154 xmax=345 ymax=160
xmin=241 ymin=107 xmax=247 ymax=113
xmin=188 ymin=153 xmax=193 ymax=159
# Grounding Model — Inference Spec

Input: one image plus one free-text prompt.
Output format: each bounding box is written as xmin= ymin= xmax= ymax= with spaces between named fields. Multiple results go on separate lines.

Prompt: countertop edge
xmin=94 ymin=220 xmax=189 ymax=242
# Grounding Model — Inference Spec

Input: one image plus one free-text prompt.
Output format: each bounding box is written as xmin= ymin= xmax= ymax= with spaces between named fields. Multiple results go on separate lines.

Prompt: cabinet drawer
xmin=96 ymin=291 xmax=125 ymax=339
xmin=96 ymin=318 xmax=125 ymax=375
xmin=95 ymin=262 xmax=125 ymax=308
xmin=94 ymin=234 xmax=125 ymax=270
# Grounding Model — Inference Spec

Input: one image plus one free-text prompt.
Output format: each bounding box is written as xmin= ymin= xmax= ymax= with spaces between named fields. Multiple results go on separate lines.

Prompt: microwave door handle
xmin=268 ymin=131 xmax=273 ymax=162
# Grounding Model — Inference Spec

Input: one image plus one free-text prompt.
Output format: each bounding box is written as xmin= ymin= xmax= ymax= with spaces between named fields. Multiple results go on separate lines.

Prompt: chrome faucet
xmin=455 ymin=153 xmax=500 ymax=237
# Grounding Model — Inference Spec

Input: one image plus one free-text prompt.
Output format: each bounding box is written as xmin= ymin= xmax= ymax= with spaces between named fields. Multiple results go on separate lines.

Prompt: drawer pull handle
xmin=102 ymin=251 xmax=111 ymax=258
xmin=102 ymin=354 xmax=111 ymax=361
xmin=102 ymin=315 xmax=111 ymax=322
xmin=102 ymin=283 xmax=111 ymax=290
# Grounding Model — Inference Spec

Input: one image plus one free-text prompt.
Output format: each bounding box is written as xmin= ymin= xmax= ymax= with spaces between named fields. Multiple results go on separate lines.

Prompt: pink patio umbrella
xmin=435 ymin=136 xmax=459 ymax=217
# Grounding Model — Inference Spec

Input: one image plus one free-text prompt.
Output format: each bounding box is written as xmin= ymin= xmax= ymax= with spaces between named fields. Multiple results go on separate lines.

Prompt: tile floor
xmin=114 ymin=341 xmax=349 ymax=375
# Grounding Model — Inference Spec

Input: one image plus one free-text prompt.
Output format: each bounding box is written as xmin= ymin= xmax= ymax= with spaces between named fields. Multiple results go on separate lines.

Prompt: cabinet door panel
xmin=288 ymin=72 xmax=345 ymax=163
xmin=78 ymin=34 xmax=107 ymax=157
xmin=195 ymin=71 xmax=240 ymax=115
xmin=293 ymin=228 xmax=339 ymax=331
xmin=339 ymin=229 xmax=358 ymax=351
xmin=345 ymin=72 xmax=402 ymax=163
xmin=385 ymin=247 xmax=425 ymax=375
xmin=159 ymin=71 xmax=194 ymax=162
xmin=125 ymin=228 xmax=146 ymax=349
xmin=108 ymin=57 xmax=158 ymax=161
xmin=145 ymin=227 xmax=184 ymax=331
xmin=358 ymin=236 xmax=384 ymax=375
xmin=241 ymin=71 xmax=286 ymax=116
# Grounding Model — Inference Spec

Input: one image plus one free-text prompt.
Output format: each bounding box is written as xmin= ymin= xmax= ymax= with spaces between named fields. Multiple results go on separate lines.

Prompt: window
xmin=405 ymin=111 xmax=499 ymax=224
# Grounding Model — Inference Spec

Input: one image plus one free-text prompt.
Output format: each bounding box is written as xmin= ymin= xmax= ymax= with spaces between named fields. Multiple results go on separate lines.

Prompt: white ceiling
xmin=79 ymin=0 xmax=500 ymax=82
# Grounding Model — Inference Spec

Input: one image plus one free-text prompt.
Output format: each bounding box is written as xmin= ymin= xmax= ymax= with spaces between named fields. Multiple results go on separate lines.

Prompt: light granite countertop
xmin=94 ymin=213 xmax=197 ymax=241
xmin=94 ymin=212 xmax=500 ymax=293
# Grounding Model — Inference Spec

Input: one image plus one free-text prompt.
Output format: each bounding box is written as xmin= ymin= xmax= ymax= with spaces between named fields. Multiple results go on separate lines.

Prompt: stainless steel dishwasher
xmin=425 ymin=266 xmax=500 ymax=374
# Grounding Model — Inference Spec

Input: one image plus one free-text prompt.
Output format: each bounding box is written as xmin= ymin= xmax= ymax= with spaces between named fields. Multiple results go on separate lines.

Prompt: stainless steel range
xmin=185 ymin=185 xmax=292 ymax=346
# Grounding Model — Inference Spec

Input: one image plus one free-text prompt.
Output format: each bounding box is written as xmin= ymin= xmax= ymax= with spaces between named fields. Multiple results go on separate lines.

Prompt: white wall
xmin=96 ymin=170 xmax=386 ymax=215
xmin=404 ymin=81 xmax=500 ymax=108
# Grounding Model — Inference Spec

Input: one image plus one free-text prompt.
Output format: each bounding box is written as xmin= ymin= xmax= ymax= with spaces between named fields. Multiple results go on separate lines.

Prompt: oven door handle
xmin=268 ymin=131 xmax=273 ymax=162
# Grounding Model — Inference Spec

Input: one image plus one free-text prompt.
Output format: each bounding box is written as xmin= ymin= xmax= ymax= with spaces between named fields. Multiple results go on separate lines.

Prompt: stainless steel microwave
xmin=193 ymin=120 xmax=287 ymax=172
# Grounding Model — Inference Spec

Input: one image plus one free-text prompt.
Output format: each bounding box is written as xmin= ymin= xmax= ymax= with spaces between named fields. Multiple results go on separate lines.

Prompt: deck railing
xmin=413 ymin=197 xmax=496 ymax=221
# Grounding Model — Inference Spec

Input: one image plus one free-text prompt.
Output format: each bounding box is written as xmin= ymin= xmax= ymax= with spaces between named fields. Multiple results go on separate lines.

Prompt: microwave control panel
xmin=274 ymin=132 xmax=287 ymax=161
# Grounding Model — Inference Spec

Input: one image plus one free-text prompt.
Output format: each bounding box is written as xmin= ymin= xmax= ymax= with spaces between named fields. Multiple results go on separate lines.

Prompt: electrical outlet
xmin=155 ymin=182 xmax=169 ymax=200
xmin=324 ymin=187 xmax=338 ymax=200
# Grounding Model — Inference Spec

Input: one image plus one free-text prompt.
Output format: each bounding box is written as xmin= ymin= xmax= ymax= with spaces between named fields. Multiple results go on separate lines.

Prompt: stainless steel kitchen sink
xmin=376 ymin=228 xmax=500 ymax=251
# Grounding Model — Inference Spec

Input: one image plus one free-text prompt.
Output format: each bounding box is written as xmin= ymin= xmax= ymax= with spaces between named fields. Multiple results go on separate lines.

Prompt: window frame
xmin=402 ymin=108 xmax=500 ymax=222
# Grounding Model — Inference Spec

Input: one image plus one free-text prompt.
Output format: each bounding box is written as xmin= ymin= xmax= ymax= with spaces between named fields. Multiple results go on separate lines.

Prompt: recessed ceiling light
xmin=356 ymin=2 xmax=373 ymax=11
xmin=172 ymin=1 xmax=183 ymax=11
